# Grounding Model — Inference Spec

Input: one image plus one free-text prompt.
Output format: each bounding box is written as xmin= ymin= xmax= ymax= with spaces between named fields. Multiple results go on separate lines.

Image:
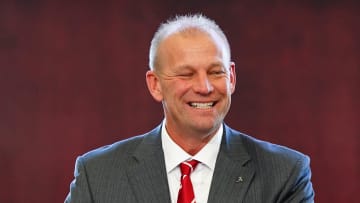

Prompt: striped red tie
xmin=177 ymin=160 xmax=199 ymax=203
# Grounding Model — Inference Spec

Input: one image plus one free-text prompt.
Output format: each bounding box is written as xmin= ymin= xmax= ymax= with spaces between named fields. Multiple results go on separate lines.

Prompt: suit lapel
xmin=126 ymin=125 xmax=171 ymax=202
xmin=125 ymin=124 xmax=255 ymax=202
xmin=208 ymin=125 xmax=255 ymax=203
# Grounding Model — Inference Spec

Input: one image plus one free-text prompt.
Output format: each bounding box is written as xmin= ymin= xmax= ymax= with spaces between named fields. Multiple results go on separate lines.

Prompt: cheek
xmin=174 ymin=80 xmax=191 ymax=91
xmin=162 ymin=80 xmax=190 ymax=99
xmin=213 ymin=80 xmax=231 ymax=94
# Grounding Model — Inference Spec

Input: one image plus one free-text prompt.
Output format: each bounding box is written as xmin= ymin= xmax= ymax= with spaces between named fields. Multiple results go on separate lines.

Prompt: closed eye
xmin=209 ymin=69 xmax=227 ymax=77
xmin=177 ymin=72 xmax=194 ymax=77
xmin=210 ymin=70 xmax=225 ymax=75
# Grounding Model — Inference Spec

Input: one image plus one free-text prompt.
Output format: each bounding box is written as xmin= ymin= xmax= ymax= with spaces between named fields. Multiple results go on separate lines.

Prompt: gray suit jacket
xmin=65 ymin=124 xmax=314 ymax=202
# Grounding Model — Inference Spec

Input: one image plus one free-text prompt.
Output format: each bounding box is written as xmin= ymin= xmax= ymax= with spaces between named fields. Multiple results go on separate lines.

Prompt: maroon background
xmin=1 ymin=1 xmax=359 ymax=202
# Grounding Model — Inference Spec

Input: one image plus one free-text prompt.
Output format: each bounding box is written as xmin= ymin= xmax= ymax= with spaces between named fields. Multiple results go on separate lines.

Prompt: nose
xmin=193 ymin=73 xmax=214 ymax=95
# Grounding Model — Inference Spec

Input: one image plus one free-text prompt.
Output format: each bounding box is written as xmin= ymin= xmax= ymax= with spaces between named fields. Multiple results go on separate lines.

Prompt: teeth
xmin=190 ymin=102 xmax=214 ymax=109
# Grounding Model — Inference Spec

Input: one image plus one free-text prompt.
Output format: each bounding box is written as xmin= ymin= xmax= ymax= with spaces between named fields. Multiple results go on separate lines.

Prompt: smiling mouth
xmin=189 ymin=102 xmax=216 ymax=109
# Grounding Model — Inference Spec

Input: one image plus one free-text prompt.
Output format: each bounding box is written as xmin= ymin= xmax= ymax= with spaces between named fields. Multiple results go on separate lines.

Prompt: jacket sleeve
xmin=277 ymin=155 xmax=315 ymax=203
xmin=65 ymin=156 xmax=93 ymax=203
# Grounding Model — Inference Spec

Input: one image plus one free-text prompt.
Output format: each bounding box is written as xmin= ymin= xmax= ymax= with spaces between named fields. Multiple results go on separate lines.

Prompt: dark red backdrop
xmin=1 ymin=1 xmax=359 ymax=202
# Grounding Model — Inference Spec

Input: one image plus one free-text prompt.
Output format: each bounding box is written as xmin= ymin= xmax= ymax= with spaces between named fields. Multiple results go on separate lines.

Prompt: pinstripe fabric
xmin=65 ymin=124 xmax=314 ymax=203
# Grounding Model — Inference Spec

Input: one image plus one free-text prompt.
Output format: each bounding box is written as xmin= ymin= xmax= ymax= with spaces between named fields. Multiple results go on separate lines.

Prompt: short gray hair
xmin=148 ymin=14 xmax=231 ymax=71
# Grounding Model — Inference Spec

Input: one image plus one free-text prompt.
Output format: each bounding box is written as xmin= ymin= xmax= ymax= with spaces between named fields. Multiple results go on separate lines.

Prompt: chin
xmin=190 ymin=121 xmax=221 ymax=133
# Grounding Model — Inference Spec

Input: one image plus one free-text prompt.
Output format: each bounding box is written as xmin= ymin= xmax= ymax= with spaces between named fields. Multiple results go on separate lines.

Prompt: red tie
xmin=177 ymin=160 xmax=199 ymax=203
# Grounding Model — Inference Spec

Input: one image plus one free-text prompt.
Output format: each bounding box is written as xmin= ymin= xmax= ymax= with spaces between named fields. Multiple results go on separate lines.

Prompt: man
xmin=65 ymin=14 xmax=314 ymax=203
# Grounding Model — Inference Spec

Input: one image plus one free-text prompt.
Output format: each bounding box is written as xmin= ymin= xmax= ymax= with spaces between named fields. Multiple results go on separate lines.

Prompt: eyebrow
xmin=175 ymin=61 xmax=225 ymax=71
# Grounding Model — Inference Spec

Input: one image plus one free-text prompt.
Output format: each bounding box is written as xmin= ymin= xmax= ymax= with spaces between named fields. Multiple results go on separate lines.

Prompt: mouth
xmin=188 ymin=102 xmax=216 ymax=109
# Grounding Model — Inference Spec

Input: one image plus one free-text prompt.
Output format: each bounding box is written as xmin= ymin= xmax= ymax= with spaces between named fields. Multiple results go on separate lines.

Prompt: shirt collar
xmin=161 ymin=119 xmax=223 ymax=173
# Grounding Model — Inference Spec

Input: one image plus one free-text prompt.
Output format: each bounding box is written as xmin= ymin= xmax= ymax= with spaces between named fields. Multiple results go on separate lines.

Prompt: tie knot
xmin=180 ymin=160 xmax=199 ymax=175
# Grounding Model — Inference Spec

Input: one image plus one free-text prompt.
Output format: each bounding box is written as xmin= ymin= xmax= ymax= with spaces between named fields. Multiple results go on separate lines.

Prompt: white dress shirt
xmin=161 ymin=121 xmax=223 ymax=203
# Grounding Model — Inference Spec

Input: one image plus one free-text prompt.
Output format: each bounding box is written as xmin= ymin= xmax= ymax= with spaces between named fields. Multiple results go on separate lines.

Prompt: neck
xmin=165 ymin=124 xmax=219 ymax=156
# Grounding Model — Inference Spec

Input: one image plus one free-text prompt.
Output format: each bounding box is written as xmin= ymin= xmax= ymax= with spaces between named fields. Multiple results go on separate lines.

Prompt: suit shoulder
xmin=249 ymin=135 xmax=307 ymax=162
xmin=79 ymin=134 xmax=145 ymax=164
xmin=227 ymin=127 xmax=309 ymax=167
xmin=224 ymin=126 xmax=314 ymax=201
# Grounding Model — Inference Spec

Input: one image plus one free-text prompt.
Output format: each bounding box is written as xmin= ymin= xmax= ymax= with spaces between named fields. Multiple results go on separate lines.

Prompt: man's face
xmin=147 ymin=31 xmax=236 ymax=137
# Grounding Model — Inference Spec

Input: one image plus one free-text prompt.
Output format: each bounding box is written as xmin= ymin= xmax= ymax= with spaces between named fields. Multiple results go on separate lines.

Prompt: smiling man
xmin=146 ymin=26 xmax=236 ymax=156
xmin=65 ymin=14 xmax=314 ymax=203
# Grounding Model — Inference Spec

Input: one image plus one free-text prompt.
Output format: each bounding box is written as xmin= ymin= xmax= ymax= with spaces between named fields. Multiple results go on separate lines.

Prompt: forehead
xmin=159 ymin=29 xmax=225 ymax=57
xmin=154 ymin=27 xmax=231 ymax=72
xmin=157 ymin=31 xmax=222 ymax=66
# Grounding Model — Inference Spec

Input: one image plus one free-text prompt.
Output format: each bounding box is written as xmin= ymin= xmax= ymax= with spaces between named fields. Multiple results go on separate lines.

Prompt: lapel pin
xmin=235 ymin=176 xmax=244 ymax=183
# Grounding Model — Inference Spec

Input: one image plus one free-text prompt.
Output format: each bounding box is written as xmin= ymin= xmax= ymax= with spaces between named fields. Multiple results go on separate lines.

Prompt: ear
xmin=229 ymin=62 xmax=236 ymax=94
xmin=146 ymin=70 xmax=163 ymax=102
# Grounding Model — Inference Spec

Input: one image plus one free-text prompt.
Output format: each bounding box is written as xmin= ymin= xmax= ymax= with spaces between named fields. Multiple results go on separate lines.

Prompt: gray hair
xmin=148 ymin=14 xmax=231 ymax=71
